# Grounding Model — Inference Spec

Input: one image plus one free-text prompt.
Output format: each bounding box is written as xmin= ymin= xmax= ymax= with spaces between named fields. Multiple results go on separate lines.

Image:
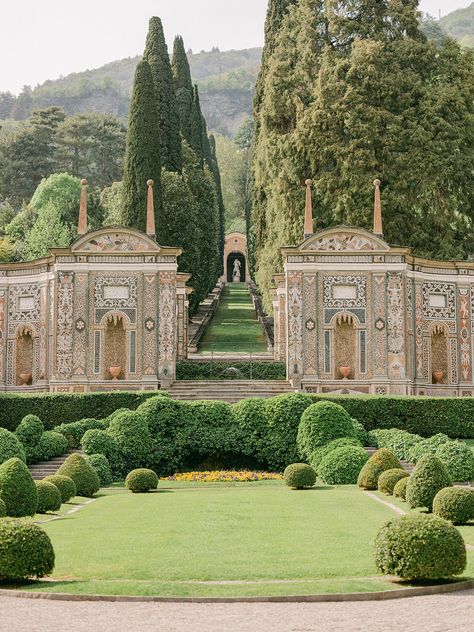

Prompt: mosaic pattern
xmin=303 ymin=274 xmax=317 ymax=375
xmin=158 ymin=271 xmax=176 ymax=380
xmin=450 ymin=338 xmax=458 ymax=384
xmin=94 ymin=276 xmax=138 ymax=310
xmin=406 ymin=279 xmax=413 ymax=331
xmin=459 ymin=289 xmax=471 ymax=381
xmin=77 ymin=232 xmax=157 ymax=253
xmin=323 ymin=275 xmax=366 ymax=309
xmin=306 ymin=233 xmax=388 ymax=252
xmin=8 ymin=284 xmax=40 ymax=335
xmin=73 ymin=274 xmax=88 ymax=377
xmin=56 ymin=272 xmax=74 ymax=379
xmin=422 ymin=282 xmax=456 ymax=320
xmin=0 ymin=290 xmax=5 ymax=382
xmin=415 ymin=283 xmax=424 ymax=379
xmin=373 ymin=275 xmax=387 ymax=376
xmin=287 ymin=271 xmax=303 ymax=379
xmin=143 ymin=274 xmax=157 ymax=375
xmin=387 ymin=272 xmax=405 ymax=380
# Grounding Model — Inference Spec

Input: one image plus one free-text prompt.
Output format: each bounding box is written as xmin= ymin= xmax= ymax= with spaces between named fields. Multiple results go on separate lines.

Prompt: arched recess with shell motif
xmin=329 ymin=312 xmax=366 ymax=380
xmin=98 ymin=311 xmax=136 ymax=381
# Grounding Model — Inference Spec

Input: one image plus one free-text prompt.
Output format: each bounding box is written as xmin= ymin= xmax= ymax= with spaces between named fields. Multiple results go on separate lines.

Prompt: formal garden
xmin=0 ymin=391 xmax=473 ymax=598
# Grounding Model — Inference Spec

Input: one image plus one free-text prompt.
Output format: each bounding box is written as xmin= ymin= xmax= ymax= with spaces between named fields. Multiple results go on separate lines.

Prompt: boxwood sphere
xmin=57 ymin=453 xmax=100 ymax=498
xmin=125 ymin=468 xmax=159 ymax=493
xmin=433 ymin=487 xmax=474 ymax=525
xmin=283 ymin=463 xmax=317 ymax=489
xmin=0 ymin=518 xmax=55 ymax=580
xmin=406 ymin=454 xmax=451 ymax=511
xmin=436 ymin=441 xmax=474 ymax=482
xmin=393 ymin=476 xmax=409 ymax=500
xmin=374 ymin=514 xmax=466 ymax=580
xmin=43 ymin=475 xmax=76 ymax=504
xmin=377 ymin=469 xmax=408 ymax=495
xmin=35 ymin=480 xmax=62 ymax=513
xmin=297 ymin=401 xmax=355 ymax=459
xmin=318 ymin=446 xmax=369 ymax=485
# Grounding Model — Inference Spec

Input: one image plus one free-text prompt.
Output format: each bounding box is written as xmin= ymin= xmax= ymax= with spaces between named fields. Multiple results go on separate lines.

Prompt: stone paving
xmin=0 ymin=590 xmax=473 ymax=632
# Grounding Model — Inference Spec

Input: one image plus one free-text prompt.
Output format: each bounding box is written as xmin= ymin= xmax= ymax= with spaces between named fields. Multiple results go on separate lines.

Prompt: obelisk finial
xmin=77 ymin=179 xmax=88 ymax=235
xmin=304 ymin=178 xmax=314 ymax=239
xmin=373 ymin=179 xmax=383 ymax=237
xmin=146 ymin=179 xmax=156 ymax=238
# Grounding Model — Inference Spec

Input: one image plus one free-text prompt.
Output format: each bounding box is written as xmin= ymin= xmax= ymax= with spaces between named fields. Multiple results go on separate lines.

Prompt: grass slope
xmin=199 ymin=283 xmax=267 ymax=353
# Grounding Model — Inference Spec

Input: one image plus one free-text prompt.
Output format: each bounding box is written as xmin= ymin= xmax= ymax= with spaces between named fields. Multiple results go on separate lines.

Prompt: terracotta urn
xmin=109 ymin=365 xmax=121 ymax=381
xmin=433 ymin=369 xmax=444 ymax=384
xmin=19 ymin=371 xmax=32 ymax=386
xmin=339 ymin=365 xmax=351 ymax=380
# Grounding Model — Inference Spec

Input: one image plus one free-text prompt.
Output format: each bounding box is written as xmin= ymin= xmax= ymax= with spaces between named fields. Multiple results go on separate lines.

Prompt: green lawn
xmin=13 ymin=482 xmax=473 ymax=597
xmin=199 ymin=283 xmax=267 ymax=353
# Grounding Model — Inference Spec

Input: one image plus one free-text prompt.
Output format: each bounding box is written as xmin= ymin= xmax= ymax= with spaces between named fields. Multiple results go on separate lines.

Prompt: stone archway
xmin=227 ymin=252 xmax=246 ymax=283
xmin=223 ymin=232 xmax=248 ymax=283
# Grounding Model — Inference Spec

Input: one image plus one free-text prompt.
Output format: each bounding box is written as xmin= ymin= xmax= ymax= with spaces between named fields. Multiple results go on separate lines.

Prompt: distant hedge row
xmin=175 ymin=361 xmax=286 ymax=381
xmin=0 ymin=391 xmax=159 ymax=431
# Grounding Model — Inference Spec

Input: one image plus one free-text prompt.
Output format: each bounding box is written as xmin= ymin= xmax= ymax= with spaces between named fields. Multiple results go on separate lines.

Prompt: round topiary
xmin=433 ymin=487 xmax=474 ymax=525
xmin=86 ymin=454 xmax=113 ymax=486
xmin=0 ymin=518 xmax=55 ymax=580
xmin=0 ymin=457 xmax=37 ymax=517
xmin=374 ymin=514 xmax=466 ymax=580
xmin=56 ymin=453 xmax=100 ymax=498
xmin=15 ymin=415 xmax=44 ymax=450
xmin=310 ymin=437 xmax=362 ymax=470
xmin=318 ymin=446 xmax=369 ymax=485
xmin=297 ymin=401 xmax=355 ymax=460
xmin=436 ymin=441 xmax=474 ymax=482
xmin=35 ymin=480 xmax=62 ymax=513
xmin=29 ymin=431 xmax=69 ymax=463
xmin=393 ymin=476 xmax=409 ymax=500
xmin=0 ymin=428 xmax=26 ymax=465
xmin=283 ymin=463 xmax=317 ymax=489
xmin=0 ymin=498 xmax=5 ymax=517
xmin=43 ymin=475 xmax=76 ymax=503
xmin=107 ymin=411 xmax=151 ymax=472
xmin=125 ymin=468 xmax=159 ymax=493
xmin=81 ymin=429 xmax=119 ymax=464
xmin=357 ymin=448 xmax=401 ymax=490
xmin=406 ymin=453 xmax=452 ymax=511
xmin=377 ymin=469 xmax=409 ymax=495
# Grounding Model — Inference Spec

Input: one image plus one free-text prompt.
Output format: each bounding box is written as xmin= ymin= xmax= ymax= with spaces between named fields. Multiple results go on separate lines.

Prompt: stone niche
xmin=15 ymin=326 xmax=34 ymax=385
xmin=103 ymin=314 xmax=127 ymax=380
xmin=333 ymin=314 xmax=357 ymax=380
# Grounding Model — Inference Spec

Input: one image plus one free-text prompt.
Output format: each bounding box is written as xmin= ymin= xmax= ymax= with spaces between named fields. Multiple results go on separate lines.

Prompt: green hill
xmin=439 ymin=2 xmax=474 ymax=48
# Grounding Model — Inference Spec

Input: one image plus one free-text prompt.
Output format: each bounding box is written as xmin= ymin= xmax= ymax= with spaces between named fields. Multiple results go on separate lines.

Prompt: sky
xmin=0 ymin=0 xmax=471 ymax=94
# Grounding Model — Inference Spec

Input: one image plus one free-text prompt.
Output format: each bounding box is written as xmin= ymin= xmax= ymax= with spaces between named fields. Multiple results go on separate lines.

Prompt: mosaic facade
xmin=276 ymin=226 xmax=474 ymax=396
xmin=0 ymin=227 xmax=190 ymax=392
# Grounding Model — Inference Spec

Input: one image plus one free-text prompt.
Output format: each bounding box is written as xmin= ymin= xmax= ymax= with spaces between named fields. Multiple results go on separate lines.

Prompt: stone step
xmin=28 ymin=449 xmax=84 ymax=480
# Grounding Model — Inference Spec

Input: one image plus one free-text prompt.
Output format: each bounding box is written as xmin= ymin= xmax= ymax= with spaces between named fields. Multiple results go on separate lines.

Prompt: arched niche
xmin=102 ymin=312 xmax=128 ymax=380
xmin=15 ymin=325 xmax=34 ymax=385
xmin=227 ymin=252 xmax=246 ymax=283
xmin=333 ymin=313 xmax=358 ymax=380
xmin=430 ymin=323 xmax=449 ymax=385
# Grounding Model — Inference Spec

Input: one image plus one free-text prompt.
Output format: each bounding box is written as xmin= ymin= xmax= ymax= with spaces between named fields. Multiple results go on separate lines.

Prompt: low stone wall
xmin=187 ymin=282 xmax=225 ymax=353
xmin=248 ymin=281 xmax=274 ymax=351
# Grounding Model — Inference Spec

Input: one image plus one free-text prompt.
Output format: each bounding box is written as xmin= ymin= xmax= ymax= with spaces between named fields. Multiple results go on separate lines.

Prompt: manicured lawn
xmin=199 ymin=283 xmax=267 ymax=353
xmin=15 ymin=482 xmax=444 ymax=597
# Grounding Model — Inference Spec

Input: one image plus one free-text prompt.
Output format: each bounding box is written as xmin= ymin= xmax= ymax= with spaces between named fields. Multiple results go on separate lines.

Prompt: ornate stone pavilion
xmin=0 ymin=180 xmax=190 ymax=392
xmin=273 ymin=180 xmax=474 ymax=397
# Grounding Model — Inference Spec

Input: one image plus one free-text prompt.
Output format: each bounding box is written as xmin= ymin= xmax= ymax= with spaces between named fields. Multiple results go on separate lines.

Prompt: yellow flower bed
xmin=165 ymin=470 xmax=283 ymax=483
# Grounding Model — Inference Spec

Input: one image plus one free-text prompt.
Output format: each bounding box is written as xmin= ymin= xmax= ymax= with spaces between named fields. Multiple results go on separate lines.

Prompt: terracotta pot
xmin=433 ymin=369 xmax=444 ymax=384
xmin=109 ymin=365 xmax=121 ymax=381
xmin=19 ymin=371 xmax=32 ymax=386
xmin=339 ymin=365 xmax=351 ymax=380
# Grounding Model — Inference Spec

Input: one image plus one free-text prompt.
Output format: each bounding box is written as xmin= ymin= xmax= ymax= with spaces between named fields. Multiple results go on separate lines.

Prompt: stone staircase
xmin=167 ymin=380 xmax=296 ymax=403
xmin=28 ymin=449 xmax=84 ymax=481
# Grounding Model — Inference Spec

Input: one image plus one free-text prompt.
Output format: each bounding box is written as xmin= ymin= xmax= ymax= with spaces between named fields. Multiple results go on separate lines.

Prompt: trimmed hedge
xmin=0 ymin=518 xmax=55 ymax=580
xmin=107 ymin=411 xmax=151 ymax=473
xmin=374 ymin=514 xmax=466 ymax=580
xmin=393 ymin=476 xmax=409 ymax=500
xmin=377 ymin=469 xmax=408 ymax=495
xmin=318 ymin=446 xmax=369 ymax=485
xmin=0 ymin=391 xmax=163 ymax=431
xmin=310 ymin=437 xmax=362 ymax=470
xmin=406 ymin=454 xmax=451 ymax=511
xmin=0 ymin=498 xmax=5 ymax=517
xmin=0 ymin=458 xmax=37 ymax=517
xmin=81 ymin=429 xmax=120 ymax=466
xmin=357 ymin=449 xmax=401 ymax=490
xmin=57 ymin=454 xmax=100 ymax=498
xmin=0 ymin=428 xmax=26 ymax=465
xmin=369 ymin=428 xmax=423 ymax=461
xmin=43 ymin=475 xmax=76 ymax=503
xmin=125 ymin=468 xmax=159 ymax=493
xmin=55 ymin=419 xmax=109 ymax=449
xmin=35 ymin=480 xmax=62 ymax=513
xmin=176 ymin=361 xmax=286 ymax=381
xmin=283 ymin=463 xmax=316 ymax=489
xmin=436 ymin=441 xmax=474 ymax=482
xmin=29 ymin=431 xmax=68 ymax=464
xmin=433 ymin=487 xmax=474 ymax=525
xmin=15 ymin=415 xmax=44 ymax=450
xmin=86 ymin=454 xmax=113 ymax=486
xmin=297 ymin=401 xmax=355 ymax=460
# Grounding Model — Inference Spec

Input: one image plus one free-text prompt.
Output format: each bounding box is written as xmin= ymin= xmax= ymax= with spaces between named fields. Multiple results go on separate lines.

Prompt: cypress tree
xmin=172 ymin=36 xmax=194 ymax=145
xmin=144 ymin=17 xmax=182 ymax=172
xmin=209 ymin=134 xmax=225 ymax=274
xmin=121 ymin=60 xmax=162 ymax=232
xmin=190 ymin=85 xmax=204 ymax=163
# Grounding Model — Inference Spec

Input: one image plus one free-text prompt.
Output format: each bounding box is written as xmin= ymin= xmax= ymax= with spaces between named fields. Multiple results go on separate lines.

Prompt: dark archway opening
xmin=227 ymin=252 xmax=246 ymax=282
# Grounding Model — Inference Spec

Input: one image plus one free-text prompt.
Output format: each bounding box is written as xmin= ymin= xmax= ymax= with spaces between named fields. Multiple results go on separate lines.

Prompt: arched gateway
xmin=223 ymin=232 xmax=249 ymax=283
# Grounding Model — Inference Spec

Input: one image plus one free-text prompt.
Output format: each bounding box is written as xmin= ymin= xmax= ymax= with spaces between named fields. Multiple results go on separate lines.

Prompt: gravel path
xmin=1 ymin=589 xmax=473 ymax=632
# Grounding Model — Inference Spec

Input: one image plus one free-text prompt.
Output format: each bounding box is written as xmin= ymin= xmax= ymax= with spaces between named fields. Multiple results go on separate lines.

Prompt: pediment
xmin=301 ymin=227 xmax=390 ymax=252
xmin=71 ymin=227 xmax=159 ymax=254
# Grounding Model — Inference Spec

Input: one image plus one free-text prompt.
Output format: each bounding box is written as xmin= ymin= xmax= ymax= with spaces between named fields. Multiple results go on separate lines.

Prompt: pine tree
xmin=172 ymin=36 xmax=194 ymax=145
xmin=144 ymin=17 xmax=182 ymax=172
xmin=121 ymin=60 xmax=162 ymax=232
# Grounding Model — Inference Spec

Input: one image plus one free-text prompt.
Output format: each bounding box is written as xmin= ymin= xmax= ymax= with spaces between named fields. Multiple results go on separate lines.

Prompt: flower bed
xmin=164 ymin=470 xmax=283 ymax=482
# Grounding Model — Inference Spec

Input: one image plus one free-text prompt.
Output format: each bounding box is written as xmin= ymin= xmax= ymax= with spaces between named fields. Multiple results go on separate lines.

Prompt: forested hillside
xmin=439 ymin=2 xmax=474 ymax=48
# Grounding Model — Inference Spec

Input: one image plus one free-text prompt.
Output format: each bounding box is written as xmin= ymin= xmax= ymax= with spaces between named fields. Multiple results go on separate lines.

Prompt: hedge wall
xmin=0 ymin=391 xmax=161 ymax=431
xmin=176 ymin=361 xmax=286 ymax=381
xmin=309 ymin=394 xmax=474 ymax=439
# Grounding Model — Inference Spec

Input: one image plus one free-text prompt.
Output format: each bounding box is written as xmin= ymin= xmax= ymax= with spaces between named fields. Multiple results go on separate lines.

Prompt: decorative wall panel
xmin=387 ymin=272 xmax=405 ymax=380
xmin=459 ymin=288 xmax=471 ymax=382
xmin=0 ymin=290 xmax=5 ymax=382
xmin=415 ymin=283 xmax=424 ymax=379
xmin=373 ymin=275 xmax=387 ymax=376
xmin=143 ymin=274 xmax=157 ymax=375
xmin=422 ymin=282 xmax=456 ymax=320
xmin=303 ymin=274 xmax=317 ymax=375
xmin=56 ymin=272 xmax=74 ymax=380
xmin=287 ymin=271 xmax=303 ymax=379
xmin=158 ymin=271 xmax=176 ymax=380
xmin=73 ymin=274 xmax=88 ymax=377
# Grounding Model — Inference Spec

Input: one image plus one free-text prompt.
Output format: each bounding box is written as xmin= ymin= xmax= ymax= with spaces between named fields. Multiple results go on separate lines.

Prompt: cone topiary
xmin=35 ymin=480 xmax=62 ymax=513
xmin=377 ymin=468 xmax=409 ymax=495
xmin=56 ymin=453 xmax=100 ymax=498
xmin=318 ymin=446 xmax=369 ymax=485
xmin=43 ymin=475 xmax=76 ymax=503
xmin=406 ymin=454 xmax=451 ymax=511
xmin=393 ymin=476 xmax=409 ymax=500
xmin=284 ymin=463 xmax=317 ymax=489
xmin=433 ymin=487 xmax=474 ymax=525
xmin=0 ymin=457 xmax=37 ymax=517
xmin=357 ymin=448 xmax=401 ymax=490
xmin=0 ymin=518 xmax=55 ymax=580
xmin=125 ymin=468 xmax=159 ymax=493
xmin=297 ymin=401 xmax=355 ymax=459
xmin=374 ymin=514 xmax=466 ymax=580
xmin=15 ymin=415 xmax=44 ymax=451
xmin=0 ymin=428 xmax=26 ymax=465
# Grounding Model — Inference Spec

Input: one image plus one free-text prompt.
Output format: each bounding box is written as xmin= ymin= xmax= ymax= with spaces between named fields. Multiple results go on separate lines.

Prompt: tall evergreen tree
xmin=143 ymin=17 xmax=182 ymax=172
xmin=209 ymin=134 xmax=225 ymax=273
xmin=121 ymin=60 xmax=162 ymax=232
xmin=172 ymin=36 xmax=194 ymax=145
xmin=190 ymin=85 xmax=204 ymax=163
